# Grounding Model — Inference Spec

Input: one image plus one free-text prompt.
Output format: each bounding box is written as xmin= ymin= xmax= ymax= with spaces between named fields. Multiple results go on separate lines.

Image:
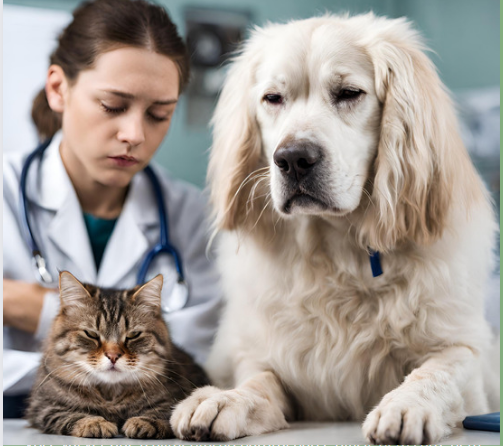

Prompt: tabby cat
xmin=26 ymin=271 xmax=209 ymax=439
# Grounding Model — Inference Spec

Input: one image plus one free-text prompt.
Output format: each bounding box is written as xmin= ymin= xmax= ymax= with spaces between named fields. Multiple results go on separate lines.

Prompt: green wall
xmin=5 ymin=0 xmax=500 ymax=188
xmin=394 ymin=0 xmax=500 ymax=90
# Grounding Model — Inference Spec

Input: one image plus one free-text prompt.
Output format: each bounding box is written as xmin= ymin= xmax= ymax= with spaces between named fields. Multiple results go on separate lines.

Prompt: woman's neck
xmin=74 ymin=180 xmax=128 ymax=219
xmin=60 ymin=143 xmax=128 ymax=219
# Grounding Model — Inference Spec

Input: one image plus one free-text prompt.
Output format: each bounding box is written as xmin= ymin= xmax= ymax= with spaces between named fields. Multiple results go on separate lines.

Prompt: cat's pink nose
xmin=105 ymin=351 xmax=122 ymax=364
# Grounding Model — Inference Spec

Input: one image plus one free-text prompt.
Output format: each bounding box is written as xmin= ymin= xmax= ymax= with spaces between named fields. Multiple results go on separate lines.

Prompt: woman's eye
xmin=126 ymin=331 xmax=141 ymax=339
xmin=337 ymin=89 xmax=363 ymax=101
xmin=147 ymin=113 xmax=169 ymax=123
xmin=263 ymin=94 xmax=284 ymax=105
xmin=101 ymin=103 xmax=127 ymax=114
xmin=84 ymin=330 xmax=99 ymax=340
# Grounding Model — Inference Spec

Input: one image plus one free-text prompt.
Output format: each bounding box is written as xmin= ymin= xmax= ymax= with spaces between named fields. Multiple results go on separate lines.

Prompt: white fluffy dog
xmin=171 ymin=13 xmax=499 ymax=444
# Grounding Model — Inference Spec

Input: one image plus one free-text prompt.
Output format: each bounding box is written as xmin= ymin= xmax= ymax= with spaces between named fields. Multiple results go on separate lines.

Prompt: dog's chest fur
xmin=219 ymin=222 xmax=445 ymax=421
xmin=264 ymin=281 xmax=421 ymax=421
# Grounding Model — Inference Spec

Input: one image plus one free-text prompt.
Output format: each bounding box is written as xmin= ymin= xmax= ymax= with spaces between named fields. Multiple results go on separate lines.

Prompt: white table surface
xmin=3 ymin=418 xmax=500 ymax=445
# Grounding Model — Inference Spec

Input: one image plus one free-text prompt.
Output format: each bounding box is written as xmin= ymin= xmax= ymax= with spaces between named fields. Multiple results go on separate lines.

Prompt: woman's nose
xmin=117 ymin=112 xmax=146 ymax=147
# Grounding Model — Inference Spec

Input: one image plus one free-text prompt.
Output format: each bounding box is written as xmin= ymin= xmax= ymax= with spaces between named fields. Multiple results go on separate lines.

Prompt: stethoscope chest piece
xmin=162 ymin=280 xmax=189 ymax=313
xmin=32 ymin=252 xmax=55 ymax=285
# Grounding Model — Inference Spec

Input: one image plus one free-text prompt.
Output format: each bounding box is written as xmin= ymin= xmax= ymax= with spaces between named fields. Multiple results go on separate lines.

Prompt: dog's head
xmin=209 ymin=14 xmax=474 ymax=251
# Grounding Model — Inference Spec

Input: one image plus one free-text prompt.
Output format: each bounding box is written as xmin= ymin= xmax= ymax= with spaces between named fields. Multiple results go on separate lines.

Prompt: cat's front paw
xmin=123 ymin=416 xmax=173 ymax=439
xmin=71 ymin=416 xmax=118 ymax=438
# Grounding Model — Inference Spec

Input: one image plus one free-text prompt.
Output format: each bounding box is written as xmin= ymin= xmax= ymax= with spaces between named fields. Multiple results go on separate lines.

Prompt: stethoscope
xmin=19 ymin=138 xmax=189 ymax=312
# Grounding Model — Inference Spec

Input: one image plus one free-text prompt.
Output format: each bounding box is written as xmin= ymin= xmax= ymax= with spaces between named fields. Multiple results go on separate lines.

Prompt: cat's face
xmin=48 ymin=272 xmax=171 ymax=386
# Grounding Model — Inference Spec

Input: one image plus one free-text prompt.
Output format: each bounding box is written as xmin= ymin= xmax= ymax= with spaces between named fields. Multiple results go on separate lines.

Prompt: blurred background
xmin=3 ymin=0 xmax=500 ymax=324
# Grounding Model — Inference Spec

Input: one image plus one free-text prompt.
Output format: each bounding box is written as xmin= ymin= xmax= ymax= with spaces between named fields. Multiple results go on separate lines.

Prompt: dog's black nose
xmin=274 ymin=142 xmax=322 ymax=181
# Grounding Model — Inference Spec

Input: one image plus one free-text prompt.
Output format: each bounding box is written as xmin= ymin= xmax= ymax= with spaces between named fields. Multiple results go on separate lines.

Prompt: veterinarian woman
xmin=3 ymin=0 xmax=221 ymax=417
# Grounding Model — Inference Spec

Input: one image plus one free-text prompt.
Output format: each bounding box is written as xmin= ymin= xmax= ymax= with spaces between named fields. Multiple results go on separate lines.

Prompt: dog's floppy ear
xmin=360 ymin=17 xmax=479 ymax=252
xmin=208 ymin=35 xmax=264 ymax=231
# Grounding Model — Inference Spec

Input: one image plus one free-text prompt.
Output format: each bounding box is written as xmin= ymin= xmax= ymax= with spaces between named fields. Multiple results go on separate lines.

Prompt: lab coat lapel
xmin=46 ymin=189 xmax=97 ymax=283
xmin=97 ymin=171 xmax=157 ymax=287
xmin=37 ymin=135 xmax=97 ymax=283
xmin=30 ymin=132 xmax=159 ymax=287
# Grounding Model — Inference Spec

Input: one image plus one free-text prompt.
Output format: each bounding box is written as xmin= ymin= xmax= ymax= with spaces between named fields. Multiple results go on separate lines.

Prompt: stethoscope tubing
xmin=19 ymin=139 xmax=186 ymax=289
xmin=138 ymin=165 xmax=185 ymax=284
xmin=19 ymin=139 xmax=52 ymax=256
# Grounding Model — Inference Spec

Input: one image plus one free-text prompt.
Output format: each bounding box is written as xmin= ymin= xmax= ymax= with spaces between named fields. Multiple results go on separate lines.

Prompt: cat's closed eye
xmin=126 ymin=331 xmax=141 ymax=339
xmin=84 ymin=330 xmax=100 ymax=340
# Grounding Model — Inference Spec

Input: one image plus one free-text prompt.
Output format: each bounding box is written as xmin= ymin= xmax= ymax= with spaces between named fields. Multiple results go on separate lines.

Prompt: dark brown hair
xmin=32 ymin=0 xmax=190 ymax=140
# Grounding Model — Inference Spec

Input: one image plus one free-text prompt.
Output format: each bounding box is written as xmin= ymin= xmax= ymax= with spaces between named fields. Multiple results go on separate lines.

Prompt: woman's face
xmin=57 ymin=47 xmax=180 ymax=189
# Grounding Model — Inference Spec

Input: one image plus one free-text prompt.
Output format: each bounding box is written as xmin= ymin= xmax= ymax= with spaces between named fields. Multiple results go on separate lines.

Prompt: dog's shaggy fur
xmin=171 ymin=13 xmax=499 ymax=444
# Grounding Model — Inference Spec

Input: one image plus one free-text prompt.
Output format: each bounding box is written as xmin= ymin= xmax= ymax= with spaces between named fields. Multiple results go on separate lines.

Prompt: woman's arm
xmin=3 ymin=279 xmax=55 ymax=333
xmin=3 ymin=159 xmax=61 ymax=395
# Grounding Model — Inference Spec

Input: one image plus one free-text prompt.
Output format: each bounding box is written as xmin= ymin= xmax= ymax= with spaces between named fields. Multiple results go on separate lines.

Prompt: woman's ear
xmin=45 ymin=65 xmax=68 ymax=113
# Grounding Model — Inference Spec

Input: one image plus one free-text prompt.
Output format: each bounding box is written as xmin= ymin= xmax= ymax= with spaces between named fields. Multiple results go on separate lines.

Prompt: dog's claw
xmin=192 ymin=425 xmax=210 ymax=441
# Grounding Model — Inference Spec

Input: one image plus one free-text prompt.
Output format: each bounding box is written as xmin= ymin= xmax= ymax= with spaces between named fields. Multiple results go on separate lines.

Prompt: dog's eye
xmin=263 ymin=94 xmax=284 ymax=105
xmin=337 ymin=89 xmax=363 ymax=101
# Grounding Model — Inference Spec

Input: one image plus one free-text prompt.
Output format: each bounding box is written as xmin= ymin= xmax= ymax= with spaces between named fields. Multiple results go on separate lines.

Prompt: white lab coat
xmin=3 ymin=132 xmax=222 ymax=395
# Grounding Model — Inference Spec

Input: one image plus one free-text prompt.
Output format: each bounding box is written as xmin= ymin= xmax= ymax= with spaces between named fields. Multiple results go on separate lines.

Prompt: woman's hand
xmin=3 ymin=279 xmax=57 ymax=333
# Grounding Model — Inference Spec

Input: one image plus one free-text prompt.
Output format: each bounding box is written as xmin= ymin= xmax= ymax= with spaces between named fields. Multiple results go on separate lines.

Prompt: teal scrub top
xmin=83 ymin=213 xmax=118 ymax=271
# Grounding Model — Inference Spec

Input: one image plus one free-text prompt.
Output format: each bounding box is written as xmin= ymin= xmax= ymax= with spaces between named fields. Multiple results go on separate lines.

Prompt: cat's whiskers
xmin=153 ymin=359 xmax=201 ymax=388
xmin=75 ymin=369 xmax=93 ymax=394
xmin=156 ymin=357 xmax=202 ymax=367
xmin=36 ymin=363 xmax=79 ymax=389
xmin=130 ymin=371 xmax=159 ymax=414
xmin=67 ymin=368 xmax=92 ymax=390
xmin=135 ymin=363 xmax=188 ymax=395
xmin=141 ymin=374 xmax=175 ymax=402
xmin=134 ymin=364 xmax=172 ymax=389
xmin=137 ymin=369 xmax=170 ymax=396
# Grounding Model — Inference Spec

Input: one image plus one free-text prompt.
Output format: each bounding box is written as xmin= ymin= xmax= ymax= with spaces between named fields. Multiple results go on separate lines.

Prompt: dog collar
xmin=369 ymin=250 xmax=383 ymax=277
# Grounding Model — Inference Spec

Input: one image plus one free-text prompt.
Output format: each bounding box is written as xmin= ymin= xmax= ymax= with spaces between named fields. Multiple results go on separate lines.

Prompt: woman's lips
xmin=108 ymin=155 xmax=139 ymax=167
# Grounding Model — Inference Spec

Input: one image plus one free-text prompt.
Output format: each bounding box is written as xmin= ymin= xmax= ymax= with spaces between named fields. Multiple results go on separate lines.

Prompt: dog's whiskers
xmin=251 ymin=198 xmax=272 ymax=231
xmin=207 ymin=167 xmax=270 ymax=253
xmin=245 ymin=174 xmax=271 ymax=216
xmin=226 ymin=166 xmax=270 ymax=217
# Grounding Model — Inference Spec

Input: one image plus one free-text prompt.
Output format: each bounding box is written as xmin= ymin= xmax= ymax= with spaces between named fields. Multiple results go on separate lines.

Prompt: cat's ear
xmin=58 ymin=271 xmax=92 ymax=315
xmin=132 ymin=274 xmax=163 ymax=313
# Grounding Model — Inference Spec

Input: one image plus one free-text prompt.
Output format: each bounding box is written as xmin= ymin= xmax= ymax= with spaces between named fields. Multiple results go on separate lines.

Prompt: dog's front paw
xmin=170 ymin=385 xmax=288 ymax=441
xmin=362 ymin=397 xmax=449 ymax=445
